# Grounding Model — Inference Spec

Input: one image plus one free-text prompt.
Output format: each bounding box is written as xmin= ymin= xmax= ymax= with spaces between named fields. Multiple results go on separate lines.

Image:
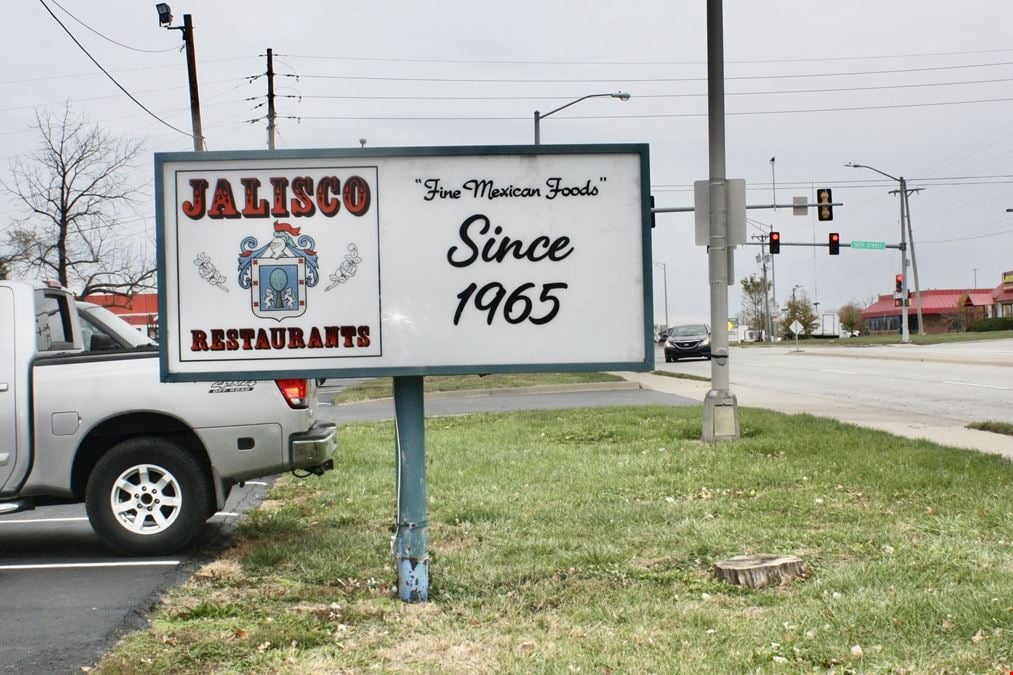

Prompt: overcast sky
xmin=4 ymin=1 xmax=1013 ymax=326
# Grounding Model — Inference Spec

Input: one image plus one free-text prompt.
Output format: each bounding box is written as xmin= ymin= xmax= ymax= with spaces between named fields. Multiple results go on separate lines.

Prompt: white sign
xmin=156 ymin=145 xmax=653 ymax=381
xmin=789 ymin=320 xmax=804 ymax=335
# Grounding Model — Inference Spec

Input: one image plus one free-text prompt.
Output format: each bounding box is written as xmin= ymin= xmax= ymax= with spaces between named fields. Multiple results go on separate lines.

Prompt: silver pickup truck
xmin=0 ymin=280 xmax=336 ymax=556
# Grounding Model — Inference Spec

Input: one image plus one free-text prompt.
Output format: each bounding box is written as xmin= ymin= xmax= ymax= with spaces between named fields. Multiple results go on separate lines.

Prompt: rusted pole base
xmin=397 ymin=557 xmax=429 ymax=603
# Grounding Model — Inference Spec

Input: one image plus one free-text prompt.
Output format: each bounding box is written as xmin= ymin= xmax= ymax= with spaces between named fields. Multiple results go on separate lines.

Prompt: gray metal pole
xmin=533 ymin=111 xmax=541 ymax=145
xmin=393 ymin=376 xmax=428 ymax=602
xmin=702 ymin=0 xmax=740 ymax=442
xmin=899 ymin=178 xmax=910 ymax=343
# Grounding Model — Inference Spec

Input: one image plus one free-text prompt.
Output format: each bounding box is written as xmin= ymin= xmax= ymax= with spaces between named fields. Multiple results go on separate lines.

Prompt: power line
xmin=295 ymin=59 xmax=1013 ymax=84
xmin=48 ymin=0 xmax=177 ymax=53
xmin=35 ymin=0 xmax=191 ymax=139
xmin=279 ymin=46 xmax=1013 ymax=67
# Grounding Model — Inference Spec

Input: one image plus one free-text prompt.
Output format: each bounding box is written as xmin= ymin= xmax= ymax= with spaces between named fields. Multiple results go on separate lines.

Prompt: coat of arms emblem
xmin=237 ymin=221 xmax=320 ymax=321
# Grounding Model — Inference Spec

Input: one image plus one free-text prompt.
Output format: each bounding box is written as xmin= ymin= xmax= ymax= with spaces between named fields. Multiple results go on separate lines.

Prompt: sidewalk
xmin=619 ymin=371 xmax=1013 ymax=462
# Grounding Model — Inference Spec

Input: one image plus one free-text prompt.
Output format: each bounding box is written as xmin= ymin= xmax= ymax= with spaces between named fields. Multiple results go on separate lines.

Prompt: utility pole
xmin=702 ymin=0 xmax=740 ymax=442
xmin=752 ymin=232 xmax=773 ymax=340
xmin=901 ymin=186 xmax=924 ymax=334
xmin=266 ymin=48 xmax=276 ymax=150
xmin=182 ymin=15 xmax=203 ymax=151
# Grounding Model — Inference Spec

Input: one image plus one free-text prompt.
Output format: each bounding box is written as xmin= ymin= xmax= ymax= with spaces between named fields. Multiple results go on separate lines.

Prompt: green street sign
xmin=850 ymin=240 xmax=886 ymax=250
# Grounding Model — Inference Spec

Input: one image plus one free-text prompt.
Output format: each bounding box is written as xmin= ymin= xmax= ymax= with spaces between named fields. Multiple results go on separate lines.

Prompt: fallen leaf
xmin=971 ymin=630 xmax=985 ymax=644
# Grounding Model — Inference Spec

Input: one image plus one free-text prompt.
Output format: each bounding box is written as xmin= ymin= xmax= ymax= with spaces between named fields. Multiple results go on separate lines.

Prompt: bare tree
xmin=1 ymin=105 xmax=154 ymax=298
xmin=739 ymin=274 xmax=771 ymax=332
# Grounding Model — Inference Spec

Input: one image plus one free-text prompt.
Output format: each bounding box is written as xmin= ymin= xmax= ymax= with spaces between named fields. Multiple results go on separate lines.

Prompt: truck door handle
xmin=0 ymin=383 xmax=8 ymax=392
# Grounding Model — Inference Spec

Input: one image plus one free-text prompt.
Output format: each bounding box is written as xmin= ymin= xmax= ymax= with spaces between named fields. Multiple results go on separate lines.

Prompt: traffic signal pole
xmin=702 ymin=0 xmax=740 ymax=442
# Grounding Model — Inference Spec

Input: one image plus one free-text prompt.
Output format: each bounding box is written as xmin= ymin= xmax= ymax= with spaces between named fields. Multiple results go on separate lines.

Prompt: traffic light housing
xmin=828 ymin=232 xmax=840 ymax=255
xmin=895 ymin=274 xmax=903 ymax=293
xmin=817 ymin=188 xmax=833 ymax=221
xmin=769 ymin=231 xmax=780 ymax=254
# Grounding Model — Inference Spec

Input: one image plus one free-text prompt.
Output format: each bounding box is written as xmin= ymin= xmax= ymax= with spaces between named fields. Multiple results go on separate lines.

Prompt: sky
xmin=3 ymin=0 xmax=1013 ymax=327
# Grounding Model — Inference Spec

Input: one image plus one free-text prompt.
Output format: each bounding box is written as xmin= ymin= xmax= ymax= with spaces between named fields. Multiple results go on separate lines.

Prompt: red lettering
xmin=210 ymin=329 xmax=226 ymax=351
xmin=290 ymin=177 xmax=316 ymax=217
xmin=287 ymin=327 xmax=306 ymax=349
xmin=340 ymin=326 xmax=356 ymax=348
xmin=307 ymin=327 xmax=324 ymax=348
xmin=356 ymin=325 xmax=370 ymax=347
xmin=182 ymin=179 xmax=208 ymax=219
xmin=270 ymin=177 xmax=290 ymax=218
xmin=270 ymin=328 xmax=286 ymax=349
xmin=255 ymin=328 xmax=271 ymax=350
xmin=325 ymin=326 xmax=340 ymax=348
xmin=317 ymin=176 xmax=341 ymax=217
xmin=240 ymin=178 xmax=270 ymax=218
xmin=225 ymin=329 xmax=240 ymax=350
xmin=238 ymin=328 xmax=255 ymax=350
xmin=343 ymin=175 xmax=371 ymax=216
xmin=190 ymin=330 xmax=209 ymax=351
xmin=208 ymin=179 xmax=240 ymax=219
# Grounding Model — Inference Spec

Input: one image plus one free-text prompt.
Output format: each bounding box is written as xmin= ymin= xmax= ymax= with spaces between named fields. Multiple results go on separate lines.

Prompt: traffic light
xmin=817 ymin=188 xmax=834 ymax=221
xmin=895 ymin=274 xmax=903 ymax=293
xmin=769 ymin=231 xmax=781 ymax=254
xmin=828 ymin=232 xmax=840 ymax=255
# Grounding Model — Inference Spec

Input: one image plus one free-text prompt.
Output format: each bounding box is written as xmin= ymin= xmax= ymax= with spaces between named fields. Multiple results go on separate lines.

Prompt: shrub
xmin=967 ymin=316 xmax=1013 ymax=332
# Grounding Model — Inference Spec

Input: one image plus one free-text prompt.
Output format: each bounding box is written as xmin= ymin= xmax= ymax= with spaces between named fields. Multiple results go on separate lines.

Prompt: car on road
xmin=663 ymin=324 xmax=711 ymax=362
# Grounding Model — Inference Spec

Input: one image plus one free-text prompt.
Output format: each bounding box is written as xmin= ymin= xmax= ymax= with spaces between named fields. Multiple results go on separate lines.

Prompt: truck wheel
xmin=85 ymin=437 xmax=212 ymax=556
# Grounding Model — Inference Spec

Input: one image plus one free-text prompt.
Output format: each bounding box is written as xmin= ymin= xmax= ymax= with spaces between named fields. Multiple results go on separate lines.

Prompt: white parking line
xmin=245 ymin=481 xmax=269 ymax=486
xmin=0 ymin=517 xmax=88 ymax=524
xmin=942 ymin=380 xmax=1009 ymax=390
xmin=213 ymin=511 xmax=240 ymax=517
xmin=0 ymin=561 xmax=180 ymax=571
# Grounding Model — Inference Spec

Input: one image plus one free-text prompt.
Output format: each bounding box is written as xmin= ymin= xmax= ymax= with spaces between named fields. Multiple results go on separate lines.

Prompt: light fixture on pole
xmin=533 ymin=92 xmax=630 ymax=145
xmin=845 ymin=162 xmax=923 ymax=343
xmin=156 ymin=4 xmax=204 ymax=152
xmin=653 ymin=261 xmax=669 ymax=329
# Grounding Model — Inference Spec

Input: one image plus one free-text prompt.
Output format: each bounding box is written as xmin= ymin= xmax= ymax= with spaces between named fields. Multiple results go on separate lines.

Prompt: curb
xmin=336 ymin=380 xmax=641 ymax=407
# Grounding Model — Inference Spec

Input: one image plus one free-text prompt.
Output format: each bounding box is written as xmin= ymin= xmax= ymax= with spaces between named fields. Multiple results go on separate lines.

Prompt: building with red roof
xmin=861 ymin=270 xmax=1013 ymax=334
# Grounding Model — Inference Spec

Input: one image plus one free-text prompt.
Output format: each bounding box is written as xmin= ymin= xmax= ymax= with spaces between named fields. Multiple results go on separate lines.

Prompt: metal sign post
xmin=393 ymin=376 xmax=428 ymax=602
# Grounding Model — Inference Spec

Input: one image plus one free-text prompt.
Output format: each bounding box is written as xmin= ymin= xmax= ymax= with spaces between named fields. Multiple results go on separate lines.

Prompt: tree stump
xmin=713 ymin=554 xmax=806 ymax=589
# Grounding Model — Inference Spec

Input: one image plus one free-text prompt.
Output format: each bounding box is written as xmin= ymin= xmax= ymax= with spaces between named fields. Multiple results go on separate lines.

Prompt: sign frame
xmin=155 ymin=144 xmax=654 ymax=382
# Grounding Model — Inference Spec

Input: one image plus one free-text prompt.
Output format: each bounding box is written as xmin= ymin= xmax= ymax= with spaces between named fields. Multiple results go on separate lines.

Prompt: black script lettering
xmin=545 ymin=177 xmax=599 ymax=200
xmin=447 ymin=214 xmax=574 ymax=268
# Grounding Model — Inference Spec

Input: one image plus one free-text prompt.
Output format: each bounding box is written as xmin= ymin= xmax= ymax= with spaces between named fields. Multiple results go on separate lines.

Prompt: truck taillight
xmin=275 ymin=379 xmax=308 ymax=409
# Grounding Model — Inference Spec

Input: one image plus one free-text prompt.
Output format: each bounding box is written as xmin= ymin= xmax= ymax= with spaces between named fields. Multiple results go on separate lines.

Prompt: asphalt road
xmin=655 ymin=339 xmax=1013 ymax=424
xmin=0 ymin=480 xmax=272 ymax=675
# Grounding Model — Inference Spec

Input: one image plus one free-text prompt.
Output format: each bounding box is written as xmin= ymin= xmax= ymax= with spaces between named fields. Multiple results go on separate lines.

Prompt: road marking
xmin=819 ymin=369 xmax=859 ymax=375
xmin=213 ymin=511 xmax=240 ymax=517
xmin=942 ymin=380 xmax=1009 ymax=390
xmin=0 ymin=517 xmax=88 ymax=524
xmin=0 ymin=561 xmax=180 ymax=571
xmin=245 ymin=481 xmax=269 ymax=486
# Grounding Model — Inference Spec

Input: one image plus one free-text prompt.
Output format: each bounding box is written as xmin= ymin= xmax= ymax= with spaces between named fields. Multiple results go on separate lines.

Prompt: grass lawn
xmin=95 ymin=407 xmax=1011 ymax=674
xmin=333 ymin=372 xmax=625 ymax=403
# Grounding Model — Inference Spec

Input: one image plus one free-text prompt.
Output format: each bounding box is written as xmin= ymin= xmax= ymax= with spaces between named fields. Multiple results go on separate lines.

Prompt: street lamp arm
xmin=540 ymin=92 xmax=630 ymax=120
xmin=845 ymin=162 xmax=899 ymax=182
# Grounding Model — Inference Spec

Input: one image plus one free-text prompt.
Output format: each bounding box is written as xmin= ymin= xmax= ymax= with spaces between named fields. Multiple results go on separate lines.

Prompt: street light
xmin=845 ymin=162 xmax=923 ymax=343
xmin=653 ymin=261 xmax=669 ymax=329
xmin=533 ymin=92 xmax=630 ymax=145
xmin=156 ymin=4 xmax=203 ymax=152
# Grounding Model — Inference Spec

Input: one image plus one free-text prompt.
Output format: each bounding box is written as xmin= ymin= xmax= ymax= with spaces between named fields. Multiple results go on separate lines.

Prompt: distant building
xmin=861 ymin=270 xmax=1013 ymax=334
xmin=80 ymin=293 xmax=159 ymax=338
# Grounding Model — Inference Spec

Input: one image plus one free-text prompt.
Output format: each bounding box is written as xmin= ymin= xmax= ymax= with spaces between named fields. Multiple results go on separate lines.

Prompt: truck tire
xmin=85 ymin=437 xmax=212 ymax=556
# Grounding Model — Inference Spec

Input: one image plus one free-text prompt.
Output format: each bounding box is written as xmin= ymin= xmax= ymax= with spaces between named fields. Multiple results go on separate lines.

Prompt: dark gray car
xmin=663 ymin=324 xmax=711 ymax=362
